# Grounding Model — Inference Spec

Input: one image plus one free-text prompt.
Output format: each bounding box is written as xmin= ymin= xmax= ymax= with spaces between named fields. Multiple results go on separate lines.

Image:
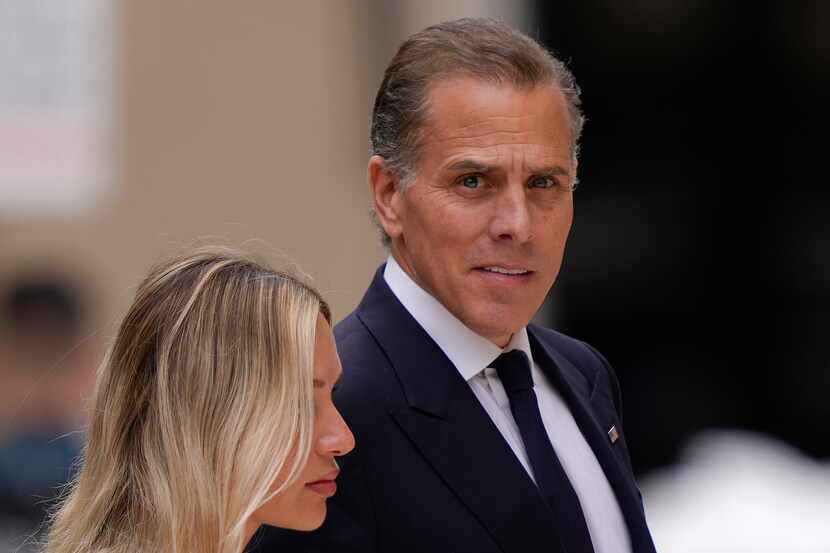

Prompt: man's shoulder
xmin=530 ymin=323 xmax=623 ymax=415
xmin=333 ymin=310 xmax=378 ymax=364
xmin=332 ymin=310 xmax=393 ymax=401
xmin=529 ymin=324 xmax=615 ymax=383
xmin=333 ymin=309 xmax=362 ymax=341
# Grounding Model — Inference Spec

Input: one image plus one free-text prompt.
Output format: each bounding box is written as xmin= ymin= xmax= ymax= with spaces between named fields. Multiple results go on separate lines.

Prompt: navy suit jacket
xmin=251 ymin=267 xmax=656 ymax=553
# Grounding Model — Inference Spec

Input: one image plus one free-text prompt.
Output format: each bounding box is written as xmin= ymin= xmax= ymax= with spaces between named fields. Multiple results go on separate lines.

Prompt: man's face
xmin=386 ymin=77 xmax=574 ymax=346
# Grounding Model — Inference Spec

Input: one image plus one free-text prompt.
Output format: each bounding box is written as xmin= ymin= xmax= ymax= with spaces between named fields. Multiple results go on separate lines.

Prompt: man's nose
xmin=489 ymin=183 xmax=533 ymax=243
xmin=318 ymin=406 xmax=356 ymax=457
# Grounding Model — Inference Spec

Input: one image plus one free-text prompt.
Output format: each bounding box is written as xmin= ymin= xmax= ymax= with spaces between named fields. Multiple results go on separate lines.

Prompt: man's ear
xmin=368 ymin=155 xmax=405 ymax=240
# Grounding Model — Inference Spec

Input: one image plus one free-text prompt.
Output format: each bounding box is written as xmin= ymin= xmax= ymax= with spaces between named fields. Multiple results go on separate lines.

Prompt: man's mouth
xmin=477 ymin=266 xmax=531 ymax=276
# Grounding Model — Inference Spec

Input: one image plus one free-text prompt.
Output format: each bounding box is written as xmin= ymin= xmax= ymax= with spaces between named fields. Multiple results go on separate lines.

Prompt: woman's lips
xmin=305 ymin=480 xmax=337 ymax=497
xmin=306 ymin=469 xmax=339 ymax=497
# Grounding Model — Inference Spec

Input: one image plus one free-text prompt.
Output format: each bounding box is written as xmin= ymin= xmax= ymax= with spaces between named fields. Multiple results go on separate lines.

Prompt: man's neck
xmin=388 ymin=248 xmax=431 ymax=297
xmin=387 ymin=250 xmax=513 ymax=348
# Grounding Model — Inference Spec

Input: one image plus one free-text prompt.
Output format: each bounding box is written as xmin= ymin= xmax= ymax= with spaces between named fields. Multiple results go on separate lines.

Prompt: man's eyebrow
xmin=445 ymin=160 xmax=571 ymax=178
xmin=533 ymin=165 xmax=570 ymax=177
xmin=445 ymin=159 xmax=493 ymax=173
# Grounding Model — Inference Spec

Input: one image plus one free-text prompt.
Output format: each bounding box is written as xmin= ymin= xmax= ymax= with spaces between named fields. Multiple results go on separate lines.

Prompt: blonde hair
xmin=45 ymin=247 xmax=330 ymax=553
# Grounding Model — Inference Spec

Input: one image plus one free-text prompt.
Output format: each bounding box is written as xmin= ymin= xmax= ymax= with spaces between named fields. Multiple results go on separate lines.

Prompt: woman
xmin=45 ymin=247 xmax=354 ymax=553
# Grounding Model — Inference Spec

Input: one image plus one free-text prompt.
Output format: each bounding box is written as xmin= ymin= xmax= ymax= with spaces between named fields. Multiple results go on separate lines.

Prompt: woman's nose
xmin=319 ymin=406 xmax=355 ymax=457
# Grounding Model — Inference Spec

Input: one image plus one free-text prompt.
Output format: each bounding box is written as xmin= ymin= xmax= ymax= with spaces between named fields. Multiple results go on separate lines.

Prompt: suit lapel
xmin=356 ymin=270 xmax=562 ymax=553
xmin=528 ymin=328 xmax=656 ymax=553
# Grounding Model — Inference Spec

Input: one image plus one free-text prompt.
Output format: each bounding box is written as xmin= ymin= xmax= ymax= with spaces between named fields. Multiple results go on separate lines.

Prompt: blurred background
xmin=0 ymin=1 xmax=827 ymax=551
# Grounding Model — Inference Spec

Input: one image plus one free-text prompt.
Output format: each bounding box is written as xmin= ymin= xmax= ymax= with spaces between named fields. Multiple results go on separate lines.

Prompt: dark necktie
xmin=492 ymin=349 xmax=595 ymax=553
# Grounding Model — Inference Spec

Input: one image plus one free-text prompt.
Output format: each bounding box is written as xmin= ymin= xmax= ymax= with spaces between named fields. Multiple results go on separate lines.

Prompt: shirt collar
xmin=383 ymin=255 xmax=535 ymax=380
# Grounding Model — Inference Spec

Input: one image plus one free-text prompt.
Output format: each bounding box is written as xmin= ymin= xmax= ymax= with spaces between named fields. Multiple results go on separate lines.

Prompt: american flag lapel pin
xmin=608 ymin=426 xmax=619 ymax=444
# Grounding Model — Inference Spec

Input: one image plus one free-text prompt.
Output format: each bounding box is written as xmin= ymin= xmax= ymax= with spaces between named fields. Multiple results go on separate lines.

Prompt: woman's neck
xmin=242 ymin=520 xmax=259 ymax=551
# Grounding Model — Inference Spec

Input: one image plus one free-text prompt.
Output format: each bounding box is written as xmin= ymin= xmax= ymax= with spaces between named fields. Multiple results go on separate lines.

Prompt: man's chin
xmin=466 ymin=318 xmax=526 ymax=348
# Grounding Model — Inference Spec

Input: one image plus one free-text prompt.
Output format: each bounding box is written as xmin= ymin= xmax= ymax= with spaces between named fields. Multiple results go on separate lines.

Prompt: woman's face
xmin=249 ymin=314 xmax=355 ymax=534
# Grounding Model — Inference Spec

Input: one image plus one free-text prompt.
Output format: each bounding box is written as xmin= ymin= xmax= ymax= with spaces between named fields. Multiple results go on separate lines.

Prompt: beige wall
xmin=1 ymin=1 xmax=381 ymax=332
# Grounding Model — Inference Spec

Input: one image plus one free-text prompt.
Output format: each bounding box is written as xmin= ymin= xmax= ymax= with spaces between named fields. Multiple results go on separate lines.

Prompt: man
xmin=254 ymin=18 xmax=655 ymax=553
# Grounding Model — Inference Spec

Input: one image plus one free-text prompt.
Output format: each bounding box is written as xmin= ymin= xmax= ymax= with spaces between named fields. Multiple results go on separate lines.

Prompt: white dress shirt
xmin=384 ymin=256 xmax=632 ymax=553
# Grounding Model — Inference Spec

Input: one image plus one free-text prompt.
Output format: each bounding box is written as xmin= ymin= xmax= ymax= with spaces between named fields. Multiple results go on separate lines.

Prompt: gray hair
xmin=370 ymin=17 xmax=585 ymax=245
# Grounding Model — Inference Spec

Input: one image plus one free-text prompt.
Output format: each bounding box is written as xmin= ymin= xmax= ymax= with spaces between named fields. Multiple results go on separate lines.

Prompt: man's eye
xmin=460 ymin=175 xmax=482 ymax=188
xmin=528 ymin=175 xmax=555 ymax=189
